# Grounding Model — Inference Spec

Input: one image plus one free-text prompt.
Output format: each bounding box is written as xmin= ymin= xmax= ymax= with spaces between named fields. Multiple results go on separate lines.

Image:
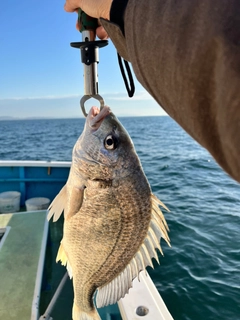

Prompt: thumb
xmin=64 ymin=0 xmax=112 ymax=20
xmin=64 ymin=1 xmax=82 ymax=13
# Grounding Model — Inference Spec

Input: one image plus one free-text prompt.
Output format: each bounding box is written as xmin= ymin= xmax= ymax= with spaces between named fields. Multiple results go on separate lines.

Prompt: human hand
xmin=64 ymin=0 xmax=113 ymax=39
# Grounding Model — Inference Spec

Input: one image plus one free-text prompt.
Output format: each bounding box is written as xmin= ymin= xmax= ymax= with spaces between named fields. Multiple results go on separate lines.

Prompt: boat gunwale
xmin=0 ymin=226 xmax=11 ymax=251
xmin=31 ymin=210 xmax=49 ymax=320
xmin=0 ymin=160 xmax=71 ymax=167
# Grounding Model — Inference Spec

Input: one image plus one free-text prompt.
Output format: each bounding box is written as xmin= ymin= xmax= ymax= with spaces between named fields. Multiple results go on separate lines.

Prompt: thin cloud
xmin=103 ymin=91 xmax=154 ymax=101
xmin=0 ymin=94 xmax=80 ymax=101
xmin=0 ymin=91 xmax=154 ymax=102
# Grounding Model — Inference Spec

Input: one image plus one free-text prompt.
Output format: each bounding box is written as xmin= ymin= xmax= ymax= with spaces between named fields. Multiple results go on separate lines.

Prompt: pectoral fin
xmin=65 ymin=185 xmax=85 ymax=220
xmin=47 ymin=184 xmax=85 ymax=222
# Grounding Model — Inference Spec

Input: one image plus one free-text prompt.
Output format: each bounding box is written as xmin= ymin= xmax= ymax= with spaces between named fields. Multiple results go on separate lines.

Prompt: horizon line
xmin=0 ymin=114 xmax=169 ymax=121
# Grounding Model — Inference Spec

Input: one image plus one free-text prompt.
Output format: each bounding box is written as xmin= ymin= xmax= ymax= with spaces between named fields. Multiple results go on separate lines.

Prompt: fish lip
xmin=88 ymin=106 xmax=111 ymax=130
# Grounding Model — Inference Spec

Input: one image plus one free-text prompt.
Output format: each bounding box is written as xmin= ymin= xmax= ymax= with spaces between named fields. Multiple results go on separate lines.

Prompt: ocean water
xmin=0 ymin=116 xmax=239 ymax=320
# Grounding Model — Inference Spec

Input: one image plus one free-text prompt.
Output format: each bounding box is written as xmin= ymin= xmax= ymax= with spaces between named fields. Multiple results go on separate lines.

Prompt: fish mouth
xmin=88 ymin=106 xmax=111 ymax=130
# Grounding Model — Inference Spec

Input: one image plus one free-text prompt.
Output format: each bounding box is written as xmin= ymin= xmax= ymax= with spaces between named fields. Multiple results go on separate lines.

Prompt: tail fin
xmin=73 ymin=303 xmax=100 ymax=320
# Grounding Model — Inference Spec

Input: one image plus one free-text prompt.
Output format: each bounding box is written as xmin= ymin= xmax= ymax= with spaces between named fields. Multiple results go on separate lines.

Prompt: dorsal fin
xmin=96 ymin=193 xmax=170 ymax=308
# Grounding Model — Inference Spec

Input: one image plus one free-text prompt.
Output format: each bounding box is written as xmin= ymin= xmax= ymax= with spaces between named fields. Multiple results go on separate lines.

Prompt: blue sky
xmin=0 ymin=0 xmax=166 ymax=118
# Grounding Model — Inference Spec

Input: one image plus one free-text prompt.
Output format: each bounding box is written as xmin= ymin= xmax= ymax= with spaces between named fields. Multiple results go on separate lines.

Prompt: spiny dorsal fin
xmin=151 ymin=197 xmax=169 ymax=232
xmin=96 ymin=193 xmax=170 ymax=308
xmin=152 ymin=193 xmax=169 ymax=212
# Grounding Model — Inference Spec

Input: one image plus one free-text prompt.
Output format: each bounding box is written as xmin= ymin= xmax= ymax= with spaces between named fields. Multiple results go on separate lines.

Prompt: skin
xmin=64 ymin=0 xmax=112 ymax=39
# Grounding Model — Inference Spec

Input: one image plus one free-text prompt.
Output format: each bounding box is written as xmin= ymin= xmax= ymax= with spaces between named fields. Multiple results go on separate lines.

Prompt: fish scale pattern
xmin=96 ymin=194 xmax=170 ymax=307
xmin=48 ymin=107 xmax=170 ymax=320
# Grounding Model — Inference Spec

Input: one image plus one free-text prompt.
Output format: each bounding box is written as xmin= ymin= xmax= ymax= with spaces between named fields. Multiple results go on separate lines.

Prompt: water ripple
xmin=1 ymin=116 xmax=240 ymax=320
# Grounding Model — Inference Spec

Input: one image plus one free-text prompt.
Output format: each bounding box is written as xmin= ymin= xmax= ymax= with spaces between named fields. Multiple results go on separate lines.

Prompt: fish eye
xmin=104 ymin=134 xmax=118 ymax=150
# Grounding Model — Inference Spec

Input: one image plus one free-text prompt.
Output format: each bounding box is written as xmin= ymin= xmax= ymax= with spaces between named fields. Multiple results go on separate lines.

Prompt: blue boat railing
xmin=0 ymin=161 xmax=71 ymax=205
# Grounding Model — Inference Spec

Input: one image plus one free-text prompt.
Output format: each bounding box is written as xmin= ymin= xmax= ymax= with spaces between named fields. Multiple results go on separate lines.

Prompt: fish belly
xmin=62 ymin=179 xmax=152 ymax=311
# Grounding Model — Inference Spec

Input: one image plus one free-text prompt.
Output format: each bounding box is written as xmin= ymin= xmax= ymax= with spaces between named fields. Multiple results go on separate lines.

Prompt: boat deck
xmin=0 ymin=211 xmax=48 ymax=320
xmin=39 ymin=216 xmax=122 ymax=320
xmin=0 ymin=161 xmax=173 ymax=320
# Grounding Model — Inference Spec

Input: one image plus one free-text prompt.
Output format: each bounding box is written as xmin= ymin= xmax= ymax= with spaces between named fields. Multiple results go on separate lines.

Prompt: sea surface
xmin=0 ymin=116 xmax=239 ymax=320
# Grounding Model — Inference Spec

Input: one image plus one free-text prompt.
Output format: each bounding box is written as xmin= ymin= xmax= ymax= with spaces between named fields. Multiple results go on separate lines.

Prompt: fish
xmin=47 ymin=106 xmax=170 ymax=320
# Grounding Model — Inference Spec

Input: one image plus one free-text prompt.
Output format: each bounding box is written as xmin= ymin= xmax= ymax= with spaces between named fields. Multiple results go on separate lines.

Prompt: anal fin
xmin=56 ymin=242 xmax=73 ymax=278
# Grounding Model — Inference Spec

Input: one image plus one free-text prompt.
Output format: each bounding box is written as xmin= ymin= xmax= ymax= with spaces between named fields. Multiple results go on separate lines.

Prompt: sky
xmin=0 ymin=0 xmax=166 ymax=119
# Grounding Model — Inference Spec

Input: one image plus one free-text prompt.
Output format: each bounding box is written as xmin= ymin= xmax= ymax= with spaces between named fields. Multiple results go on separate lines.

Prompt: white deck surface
xmin=118 ymin=271 xmax=173 ymax=320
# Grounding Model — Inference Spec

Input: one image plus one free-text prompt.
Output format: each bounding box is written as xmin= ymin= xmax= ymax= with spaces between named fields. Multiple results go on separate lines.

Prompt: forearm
xmin=102 ymin=0 xmax=240 ymax=182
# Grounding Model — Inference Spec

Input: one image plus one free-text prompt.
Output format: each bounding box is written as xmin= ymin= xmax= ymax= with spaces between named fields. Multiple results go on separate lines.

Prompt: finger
xmin=76 ymin=20 xmax=80 ymax=31
xmin=64 ymin=2 xmax=77 ymax=13
xmin=96 ymin=26 xmax=109 ymax=40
